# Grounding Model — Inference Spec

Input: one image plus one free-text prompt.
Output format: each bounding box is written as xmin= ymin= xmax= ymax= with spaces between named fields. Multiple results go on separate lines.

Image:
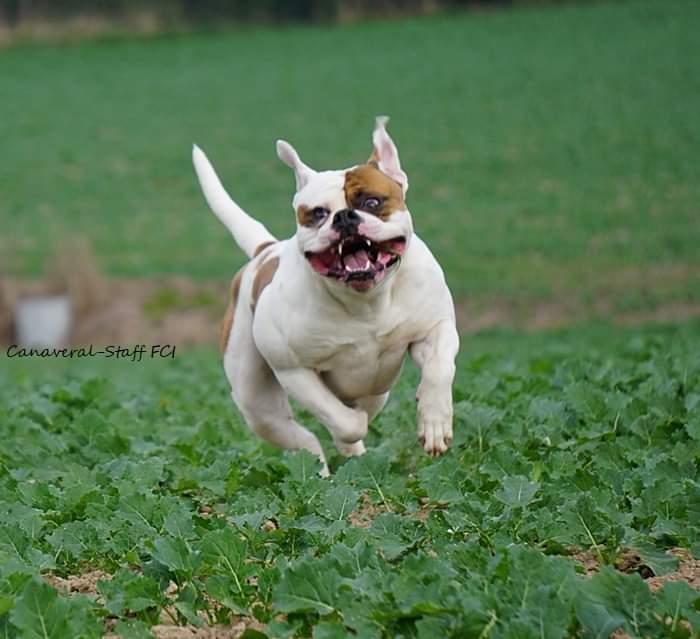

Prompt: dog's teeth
xmin=339 ymin=242 xmax=344 ymax=256
xmin=364 ymin=239 xmax=371 ymax=247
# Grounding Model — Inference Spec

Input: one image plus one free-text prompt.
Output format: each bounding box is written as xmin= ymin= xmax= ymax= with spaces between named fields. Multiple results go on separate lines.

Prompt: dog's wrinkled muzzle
xmin=331 ymin=208 xmax=361 ymax=238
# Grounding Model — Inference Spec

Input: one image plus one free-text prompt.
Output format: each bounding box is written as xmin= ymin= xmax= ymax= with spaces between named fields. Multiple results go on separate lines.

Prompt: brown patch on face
xmin=296 ymin=204 xmax=316 ymax=227
xmin=219 ymin=267 xmax=244 ymax=353
xmin=344 ymin=165 xmax=405 ymax=220
xmin=253 ymin=240 xmax=276 ymax=257
xmin=251 ymin=257 xmax=280 ymax=311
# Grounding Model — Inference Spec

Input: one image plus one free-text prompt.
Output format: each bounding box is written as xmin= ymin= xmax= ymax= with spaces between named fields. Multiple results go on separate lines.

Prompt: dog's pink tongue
xmin=344 ymin=249 xmax=370 ymax=270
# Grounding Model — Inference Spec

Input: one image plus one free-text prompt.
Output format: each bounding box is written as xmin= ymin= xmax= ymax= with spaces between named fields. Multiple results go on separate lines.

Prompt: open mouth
xmin=305 ymin=235 xmax=406 ymax=291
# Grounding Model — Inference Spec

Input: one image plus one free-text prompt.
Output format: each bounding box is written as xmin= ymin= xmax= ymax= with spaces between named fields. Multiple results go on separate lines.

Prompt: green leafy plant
xmin=1 ymin=324 xmax=699 ymax=637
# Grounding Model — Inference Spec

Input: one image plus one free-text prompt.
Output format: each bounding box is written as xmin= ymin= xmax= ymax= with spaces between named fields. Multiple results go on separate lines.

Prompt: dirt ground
xmin=3 ymin=271 xmax=700 ymax=349
xmin=44 ymin=570 xmax=266 ymax=638
xmin=571 ymin=547 xmax=700 ymax=592
xmin=2 ymin=241 xmax=699 ymax=347
xmin=41 ymin=542 xmax=698 ymax=637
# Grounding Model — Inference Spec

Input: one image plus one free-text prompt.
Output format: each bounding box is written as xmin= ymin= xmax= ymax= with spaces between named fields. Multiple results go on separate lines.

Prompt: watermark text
xmin=5 ymin=344 xmax=176 ymax=363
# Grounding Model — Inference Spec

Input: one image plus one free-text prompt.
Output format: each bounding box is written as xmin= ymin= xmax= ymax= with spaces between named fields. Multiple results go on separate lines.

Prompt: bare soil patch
xmin=348 ymin=494 xmax=434 ymax=528
xmin=142 ymin=618 xmax=265 ymax=639
xmin=43 ymin=569 xmax=110 ymax=596
xmin=43 ymin=570 xmax=265 ymax=638
xmin=0 ymin=275 xmax=227 ymax=348
xmin=646 ymin=548 xmax=700 ymax=593
xmin=570 ymin=547 xmax=700 ymax=593
xmin=458 ymin=262 xmax=700 ymax=332
xmin=2 ymin=247 xmax=699 ymax=348
xmin=348 ymin=493 xmax=391 ymax=528
xmin=4 ymin=273 xmax=699 ymax=349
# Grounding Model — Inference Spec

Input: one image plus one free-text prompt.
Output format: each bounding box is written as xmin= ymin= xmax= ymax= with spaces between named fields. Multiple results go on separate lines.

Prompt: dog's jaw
xmin=305 ymin=233 xmax=406 ymax=292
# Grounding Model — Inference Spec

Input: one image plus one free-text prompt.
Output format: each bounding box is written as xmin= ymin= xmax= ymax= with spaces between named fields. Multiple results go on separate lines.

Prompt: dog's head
xmin=277 ymin=117 xmax=412 ymax=293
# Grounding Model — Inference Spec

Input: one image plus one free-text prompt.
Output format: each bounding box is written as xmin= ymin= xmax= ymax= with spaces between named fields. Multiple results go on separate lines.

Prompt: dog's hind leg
xmin=224 ymin=340 xmax=328 ymax=475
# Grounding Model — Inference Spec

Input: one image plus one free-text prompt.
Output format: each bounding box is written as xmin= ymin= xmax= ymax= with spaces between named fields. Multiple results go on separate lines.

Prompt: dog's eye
xmin=363 ymin=196 xmax=382 ymax=211
xmin=311 ymin=207 xmax=330 ymax=224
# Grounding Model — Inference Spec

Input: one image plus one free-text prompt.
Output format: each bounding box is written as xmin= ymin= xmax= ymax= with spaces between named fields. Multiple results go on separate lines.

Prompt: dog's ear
xmin=368 ymin=116 xmax=408 ymax=195
xmin=276 ymin=140 xmax=317 ymax=191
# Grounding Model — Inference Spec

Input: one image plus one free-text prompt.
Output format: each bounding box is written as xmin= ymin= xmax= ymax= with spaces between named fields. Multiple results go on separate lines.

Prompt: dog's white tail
xmin=192 ymin=145 xmax=276 ymax=258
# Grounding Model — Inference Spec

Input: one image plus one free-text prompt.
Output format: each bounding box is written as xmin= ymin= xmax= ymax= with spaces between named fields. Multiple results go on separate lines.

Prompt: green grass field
xmin=2 ymin=0 xmax=700 ymax=313
xmin=1 ymin=2 xmax=699 ymax=635
xmin=1 ymin=323 xmax=699 ymax=637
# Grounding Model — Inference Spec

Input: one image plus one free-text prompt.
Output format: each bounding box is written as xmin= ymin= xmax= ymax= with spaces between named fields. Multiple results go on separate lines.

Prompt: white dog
xmin=192 ymin=117 xmax=458 ymax=474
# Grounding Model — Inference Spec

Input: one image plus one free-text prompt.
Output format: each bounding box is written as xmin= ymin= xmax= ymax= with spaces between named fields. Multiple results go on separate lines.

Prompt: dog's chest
xmin=319 ymin=339 xmax=406 ymax=401
xmin=302 ymin=322 xmax=416 ymax=401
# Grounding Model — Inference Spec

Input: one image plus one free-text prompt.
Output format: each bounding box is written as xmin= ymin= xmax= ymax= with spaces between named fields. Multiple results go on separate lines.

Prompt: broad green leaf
xmin=0 ymin=614 xmax=17 ymax=639
xmin=495 ymin=476 xmax=540 ymax=508
xmin=9 ymin=580 xmax=100 ymax=639
xmin=284 ymin=450 xmax=323 ymax=482
xmin=200 ymin=527 xmax=247 ymax=574
xmin=322 ymin=485 xmax=359 ymax=521
xmin=686 ymin=415 xmax=700 ymax=441
xmin=565 ymin=382 xmax=607 ymax=422
xmin=654 ymin=581 xmax=700 ymax=632
xmin=634 ymin=544 xmax=679 ymax=577
xmin=415 ymin=616 xmax=453 ymax=639
xmin=368 ymin=513 xmax=417 ymax=561
xmin=97 ymin=569 xmax=163 ymax=616
xmin=273 ymin=557 xmax=341 ymax=615
xmin=312 ymin=621 xmax=347 ymax=639
xmin=328 ymin=541 xmax=378 ymax=577
xmin=204 ymin=575 xmax=248 ymax=613
xmin=46 ymin=521 xmax=100 ymax=561
xmin=576 ymin=568 xmax=659 ymax=638
xmin=417 ymin=459 xmax=464 ymax=503
xmin=152 ymin=536 xmax=200 ymax=575
xmin=163 ymin=509 xmax=195 ymax=539
xmin=0 ymin=596 xmax=13 ymax=616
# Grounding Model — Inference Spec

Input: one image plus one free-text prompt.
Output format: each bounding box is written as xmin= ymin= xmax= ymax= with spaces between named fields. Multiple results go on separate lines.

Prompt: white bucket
xmin=14 ymin=295 xmax=73 ymax=348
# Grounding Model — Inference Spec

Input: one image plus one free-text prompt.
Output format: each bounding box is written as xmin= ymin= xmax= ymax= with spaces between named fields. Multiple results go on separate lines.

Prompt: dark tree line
xmin=0 ymin=0 xmax=516 ymax=27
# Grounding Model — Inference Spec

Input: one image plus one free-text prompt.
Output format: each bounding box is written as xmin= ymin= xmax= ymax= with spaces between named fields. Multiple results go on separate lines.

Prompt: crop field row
xmin=0 ymin=323 xmax=698 ymax=637
xmin=2 ymin=0 xmax=700 ymax=313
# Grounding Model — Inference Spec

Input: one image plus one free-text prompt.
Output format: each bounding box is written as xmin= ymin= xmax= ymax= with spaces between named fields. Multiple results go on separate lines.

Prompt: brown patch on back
xmin=344 ymin=164 xmax=405 ymax=220
xmin=253 ymin=240 xmax=276 ymax=257
xmin=219 ymin=267 xmax=245 ymax=353
xmin=251 ymin=257 xmax=280 ymax=311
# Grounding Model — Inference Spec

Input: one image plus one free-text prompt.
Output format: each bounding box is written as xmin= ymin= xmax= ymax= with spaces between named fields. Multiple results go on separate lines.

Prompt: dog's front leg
xmin=410 ymin=320 xmax=459 ymax=456
xmin=274 ymin=368 xmax=368 ymax=448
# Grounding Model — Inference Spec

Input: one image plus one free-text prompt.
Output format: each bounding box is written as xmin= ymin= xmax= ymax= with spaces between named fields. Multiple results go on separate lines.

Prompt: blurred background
xmin=1 ymin=0 xmax=698 ymax=348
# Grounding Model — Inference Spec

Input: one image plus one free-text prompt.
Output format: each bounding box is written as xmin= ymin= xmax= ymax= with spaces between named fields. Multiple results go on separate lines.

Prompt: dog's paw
xmin=417 ymin=416 xmax=453 ymax=457
xmin=335 ymin=439 xmax=366 ymax=457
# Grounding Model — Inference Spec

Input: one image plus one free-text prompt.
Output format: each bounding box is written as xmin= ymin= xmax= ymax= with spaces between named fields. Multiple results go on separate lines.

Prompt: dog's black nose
xmin=332 ymin=208 xmax=361 ymax=236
